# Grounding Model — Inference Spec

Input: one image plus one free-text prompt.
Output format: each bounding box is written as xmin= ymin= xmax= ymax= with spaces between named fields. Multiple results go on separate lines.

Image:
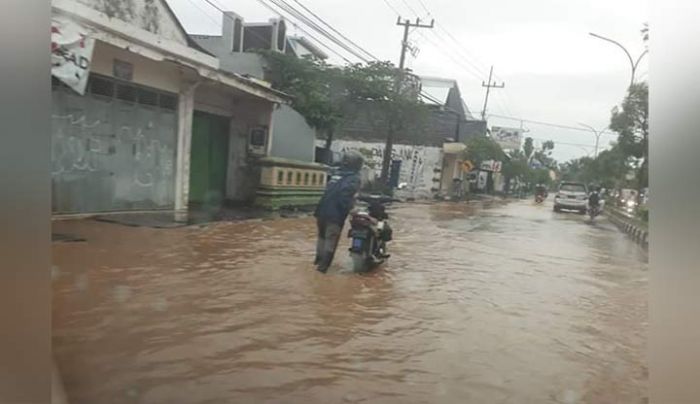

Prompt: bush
xmin=637 ymin=206 xmax=649 ymax=222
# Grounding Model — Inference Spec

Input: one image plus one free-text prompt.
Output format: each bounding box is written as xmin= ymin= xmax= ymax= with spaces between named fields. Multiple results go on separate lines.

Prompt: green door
xmin=189 ymin=111 xmax=230 ymax=207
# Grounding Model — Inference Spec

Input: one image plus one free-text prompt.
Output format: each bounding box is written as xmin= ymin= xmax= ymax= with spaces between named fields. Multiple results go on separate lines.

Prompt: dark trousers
xmin=315 ymin=219 xmax=343 ymax=272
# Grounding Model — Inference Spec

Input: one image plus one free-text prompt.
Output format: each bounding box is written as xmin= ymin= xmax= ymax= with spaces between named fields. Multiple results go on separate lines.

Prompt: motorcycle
xmin=535 ymin=193 xmax=545 ymax=203
xmin=587 ymin=203 xmax=601 ymax=220
xmin=348 ymin=195 xmax=394 ymax=273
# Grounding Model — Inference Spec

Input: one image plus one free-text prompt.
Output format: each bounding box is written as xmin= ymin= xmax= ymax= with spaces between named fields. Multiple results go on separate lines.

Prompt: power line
xmin=289 ymin=0 xmax=379 ymax=60
xmin=398 ymin=0 xmax=420 ymax=17
xmin=208 ymin=0 xmax=356 ymax=63
xmin=387 ymin=0 xmax=519 ymax=116
xmin=263 ymin=0 xmax=370 ymax=62
xmin=185 ymin=0 xmax=223 ymax=28
xmin=488 ymin=113 xmax=617 ymax=136
xmin=381 ymin=0 xmax=402 ymax=16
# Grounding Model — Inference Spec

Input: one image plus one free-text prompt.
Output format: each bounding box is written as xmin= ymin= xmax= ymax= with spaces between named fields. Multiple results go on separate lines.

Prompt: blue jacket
xmin=314 ymin=169 xmax=361 ymax=225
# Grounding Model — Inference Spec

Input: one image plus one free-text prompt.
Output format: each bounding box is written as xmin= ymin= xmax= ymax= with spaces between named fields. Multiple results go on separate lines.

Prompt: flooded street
xmin=52 ymin=199 xmax=648 ymax=404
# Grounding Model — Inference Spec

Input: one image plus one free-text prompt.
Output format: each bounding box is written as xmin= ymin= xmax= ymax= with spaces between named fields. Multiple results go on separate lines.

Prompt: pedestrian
xmin=314 ymin=150 xmax=364 ymax=273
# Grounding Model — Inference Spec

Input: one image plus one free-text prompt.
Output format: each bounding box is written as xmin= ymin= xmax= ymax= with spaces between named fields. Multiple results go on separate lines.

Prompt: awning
xmin=52 ymin=0 xmax=291 ymax=104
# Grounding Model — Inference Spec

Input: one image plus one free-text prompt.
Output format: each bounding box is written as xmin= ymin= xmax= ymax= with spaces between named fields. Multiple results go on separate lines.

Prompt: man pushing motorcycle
xmin=313 ymin=151 xmax=364 ymax=273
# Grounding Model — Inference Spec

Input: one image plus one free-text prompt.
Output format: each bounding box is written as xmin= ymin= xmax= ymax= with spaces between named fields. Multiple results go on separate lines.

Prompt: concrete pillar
xmin=265 ymin=103 xmax=276 ymax=157
xmin=174 ymin=81 xmax=200 ymax=222
xmin=52 ymin=360 xmax=68 ymax=404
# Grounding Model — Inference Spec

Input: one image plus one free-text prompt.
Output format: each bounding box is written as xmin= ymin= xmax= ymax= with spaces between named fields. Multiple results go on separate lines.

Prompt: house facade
xmin=191 ymin=11 xmax=329 ymax=209
xmin=327 ymin=77 xmax=487 ymax=199
xmin=51 ymin=0 xmax=297 ymax=218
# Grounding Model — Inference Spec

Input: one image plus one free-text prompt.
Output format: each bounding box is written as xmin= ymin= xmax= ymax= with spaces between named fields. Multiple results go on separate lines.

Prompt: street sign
xmin=480 ymin=160 xmax=502 ymax=173
xmin=491 ymin=127 xmax=523 ymax=150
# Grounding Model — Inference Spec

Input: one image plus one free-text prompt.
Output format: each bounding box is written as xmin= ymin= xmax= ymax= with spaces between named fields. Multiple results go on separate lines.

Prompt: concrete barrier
xmin=604 ymin=207 xmax=648 ymax=249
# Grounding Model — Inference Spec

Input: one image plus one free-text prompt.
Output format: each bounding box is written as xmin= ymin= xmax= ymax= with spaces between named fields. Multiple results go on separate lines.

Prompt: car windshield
xmin=560 ymin=184 xmax=586 ymax=192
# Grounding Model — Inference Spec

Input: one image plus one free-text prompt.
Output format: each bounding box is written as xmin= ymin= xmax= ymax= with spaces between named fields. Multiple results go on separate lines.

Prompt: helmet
xmin=340 ymin=150 xmax=364 ymax=172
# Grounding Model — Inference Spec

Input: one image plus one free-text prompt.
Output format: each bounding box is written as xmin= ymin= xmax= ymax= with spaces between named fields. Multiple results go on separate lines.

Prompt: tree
xmin=261 ymin=54 xmax=428 ymax=172
xmin=523 ymin=137 xmax=534 ymax=160
xmin=463 ymin=136 xmax=505 ymax=166
xmin=342 ymin=62 xmax=428 ymax=182
xmin=559 ymin=143 xmax=633 ymax=190
xmin=261 ymin=52 xmax=344 ymax=162
xmin=610 ymin=82 xmax=648 ymax=188
xmin=531 ymin=139 xmax=556 ymax=169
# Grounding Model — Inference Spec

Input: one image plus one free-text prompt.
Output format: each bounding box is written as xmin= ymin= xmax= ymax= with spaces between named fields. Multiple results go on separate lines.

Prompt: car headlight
xmin=627 ymin=200 xmax=636 ymax=207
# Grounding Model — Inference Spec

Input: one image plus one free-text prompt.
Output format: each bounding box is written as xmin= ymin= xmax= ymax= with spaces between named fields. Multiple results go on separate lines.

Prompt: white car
xmin=554 ymin=182 xmax=589 ymax=214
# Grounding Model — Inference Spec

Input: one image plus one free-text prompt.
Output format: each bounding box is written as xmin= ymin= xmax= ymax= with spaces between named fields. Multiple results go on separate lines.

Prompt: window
xmin=159 ymin=94 xmax=177 ymax=110
xmin=287 ymin=172 xmax=293 ymax=185
xmin=277 ymin=170 xmax=284 ymax=185
xmin=116 ymin=84 xmax=136 ymax=102
xmin=89 ymin=76 xmax=114 ymax=98
xmin=304 ymin=173 xmax=309 ymax=185
xmin=233 ymin=18 xmax=243 ymax=52
xmin=296 ymin=172 xmax=302 ymax=185
xmin=311 ymin=174 xmax=317 ymax=185
xmin=137 ymin=88 xmax=158 ymax=106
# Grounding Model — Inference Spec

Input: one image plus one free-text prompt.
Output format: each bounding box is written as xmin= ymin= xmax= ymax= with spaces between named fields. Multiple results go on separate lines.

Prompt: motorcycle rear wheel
xmin=351 ymin=252 xmax=369 ymax=272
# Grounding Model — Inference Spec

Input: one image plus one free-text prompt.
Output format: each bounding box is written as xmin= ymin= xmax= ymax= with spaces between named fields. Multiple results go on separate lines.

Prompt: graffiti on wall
xmin=326 ymin=140 xmax=442 ymax=198
xmin=52 ymin=114 xmax=174 ymax=187
xmin=51 ymin=112 xmax=176 ymax=212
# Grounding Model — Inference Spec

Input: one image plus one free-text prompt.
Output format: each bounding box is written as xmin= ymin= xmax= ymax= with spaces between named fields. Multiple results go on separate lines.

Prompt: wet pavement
xmin=52 ymin=199 xmax=648 ymax=404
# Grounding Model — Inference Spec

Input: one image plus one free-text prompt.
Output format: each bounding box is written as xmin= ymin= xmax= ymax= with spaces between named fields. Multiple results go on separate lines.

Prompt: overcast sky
xmin=167 ymin=0 xmax=648 ymax=163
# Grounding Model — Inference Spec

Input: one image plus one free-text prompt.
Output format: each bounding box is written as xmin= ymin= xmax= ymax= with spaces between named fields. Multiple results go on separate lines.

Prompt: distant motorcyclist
xmin=588 ymin=186 xmax=601 ymax=210
xmin=314 ymin=151 xmax=363 ymax=273
xmin=534 ymin=184 xmax=548 ymax=199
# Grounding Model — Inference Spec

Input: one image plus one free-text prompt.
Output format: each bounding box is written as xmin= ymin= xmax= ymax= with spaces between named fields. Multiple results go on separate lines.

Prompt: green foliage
xmin=610 ymin=82 xmax=648 ymax=188
xmin=463 ymin=136 xmax=505 ymax=166
xmin=559 ymin=144 xmax=633 ymax=189
xmin=523 ymin=137 xmax=534 ymax=159
xmin=260 ymin=53 xmax=428 ymax=139
xmin=638 ymin=206 xmax=649 ymax=223
xmin=261 ymin=51 xmax=344 ymax=134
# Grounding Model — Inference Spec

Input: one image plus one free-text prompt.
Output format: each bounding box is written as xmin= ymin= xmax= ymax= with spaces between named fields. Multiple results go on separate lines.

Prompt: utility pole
xmin=481 ymin=66 xmax=505 ymax=120
xmin=380 ymin=17 xmax=434 ymax=184
xmin=397 ymin=17 xmax=434 ymax=72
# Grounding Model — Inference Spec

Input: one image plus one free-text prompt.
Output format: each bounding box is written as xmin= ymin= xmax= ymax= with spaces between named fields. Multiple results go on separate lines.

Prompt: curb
xmin=604 ymin=209 xmax=649 ymax=249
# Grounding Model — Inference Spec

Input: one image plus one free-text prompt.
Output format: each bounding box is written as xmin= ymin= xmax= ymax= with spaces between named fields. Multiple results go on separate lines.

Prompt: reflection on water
xmin=52 ymin=200 xmax=647 ymax=404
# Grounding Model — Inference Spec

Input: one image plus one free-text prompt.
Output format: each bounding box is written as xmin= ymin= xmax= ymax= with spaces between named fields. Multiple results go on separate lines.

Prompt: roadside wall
xmin=324 ymin=139 xmax=442 ymax=199
xmin=605 ymin=206 xmax=649 ymax=249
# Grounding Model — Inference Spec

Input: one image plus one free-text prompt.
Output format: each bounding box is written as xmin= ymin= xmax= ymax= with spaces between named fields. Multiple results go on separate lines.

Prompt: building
xmin=191 ymin=11 xmax=330 ymax=209
xmin=326 ymin=77 xmax=487 ymax=199
xmin=51 ymin=0 xmax=300 ymax=218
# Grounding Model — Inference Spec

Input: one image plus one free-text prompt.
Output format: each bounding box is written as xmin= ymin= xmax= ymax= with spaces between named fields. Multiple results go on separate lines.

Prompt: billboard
xmin=491 ymin=126 xmax=523 ymax=150
xmin=52 ymin=17 xmax=95 ymax=95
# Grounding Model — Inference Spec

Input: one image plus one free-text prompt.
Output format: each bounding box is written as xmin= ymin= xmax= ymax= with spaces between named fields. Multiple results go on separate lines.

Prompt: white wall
xmin=73 ymin=0 xmax=188 ymax=45
xmin=271 ymin=105 xmax=316 ymax=162
xmin=325 ymin=139 xmax=443 ymax=199
xmin=91 ymin=41 xmax=182 ymax=93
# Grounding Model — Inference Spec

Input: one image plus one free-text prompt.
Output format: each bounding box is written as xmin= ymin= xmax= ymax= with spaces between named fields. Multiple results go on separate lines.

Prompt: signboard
xmin=480 ymin=160 xmax=502 ymax=172
xmin=52 ymin=17 xmax=95 ymax=95
xmin=491 ymin=126 xmax=523 ymax=150
xmin=477 ymin=171 xmax=489 ymax=190
xmin=461 ymin=160 xmax=474 ymax=172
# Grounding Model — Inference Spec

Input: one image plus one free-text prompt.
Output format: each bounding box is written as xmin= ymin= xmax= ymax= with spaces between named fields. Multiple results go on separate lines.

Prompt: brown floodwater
xmin=52 ymin=200 xmax=648 ymax=404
